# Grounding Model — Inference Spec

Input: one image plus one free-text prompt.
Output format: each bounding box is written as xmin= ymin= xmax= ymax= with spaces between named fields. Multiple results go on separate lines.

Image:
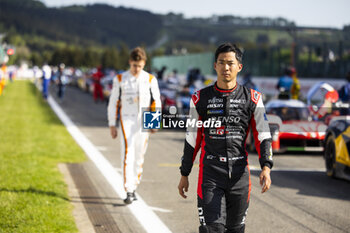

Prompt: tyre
xmin=324 ymin=135 xmax=337 ymax=177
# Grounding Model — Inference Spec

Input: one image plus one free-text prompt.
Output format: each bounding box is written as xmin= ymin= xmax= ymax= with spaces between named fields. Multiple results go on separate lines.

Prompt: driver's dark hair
xmin=215 ymin=43 xmax=243 ymax=64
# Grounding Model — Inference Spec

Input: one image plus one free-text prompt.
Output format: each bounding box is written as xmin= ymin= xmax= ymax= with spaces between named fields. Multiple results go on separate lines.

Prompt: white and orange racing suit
xmin=108 ymin=70 xmax=161 ymax=192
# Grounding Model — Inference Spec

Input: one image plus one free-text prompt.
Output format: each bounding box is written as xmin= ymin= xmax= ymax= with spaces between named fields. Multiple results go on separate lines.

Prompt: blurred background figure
xmin=56 ymin=63 xmax=67 ymax=102
xmin=0 ymin=64 xmax=8 ymax=96
xmin=338 ymin=71 xmax=350 ymax=103
xmin=41 ymin=63 xmax=52 ymax=99
xmin=186 ymin=67 xmax=205 ymax=93
xmin=92 ymin=65 xmax=105 ymax=103
xmin=166 ymin=69 xmax=179 ymax=88
xmin=177 ymin=84 xmax=192 ymax=115
xmin=157 ymin=66 xmax=167 ymax=81
xmin=277 ymin=66 xmax=294 ymax=99
xmin=0 ymin=64 xmax=5 ymax=96
xmin=242 ymin=72 xmax=258 ymax=91
xmin=187 ymin=68 xmax=204 ymax=87
xmin=290 ymin=67 xmax=300 ymax=100
xmin=8 ymin=69 xmax=14 ymax=83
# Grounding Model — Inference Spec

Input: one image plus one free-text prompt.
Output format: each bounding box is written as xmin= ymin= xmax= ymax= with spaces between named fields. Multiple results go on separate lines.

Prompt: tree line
xmin=28 ymin=45 xmax=130 ymax=70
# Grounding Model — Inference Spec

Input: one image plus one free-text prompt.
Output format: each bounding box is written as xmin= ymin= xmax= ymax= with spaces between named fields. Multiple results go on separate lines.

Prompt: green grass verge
xmin=0 ymin=81 xmax=86 ymax=233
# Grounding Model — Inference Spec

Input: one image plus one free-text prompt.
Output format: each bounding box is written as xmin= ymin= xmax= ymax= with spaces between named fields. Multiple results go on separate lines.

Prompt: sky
xmin=42 ymin=0 xmax=350 ymax=29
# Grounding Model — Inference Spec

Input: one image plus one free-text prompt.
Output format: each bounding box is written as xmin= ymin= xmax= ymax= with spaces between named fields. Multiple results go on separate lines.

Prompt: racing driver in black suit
xmin=177 ymin=43 xmax=273 ymax=233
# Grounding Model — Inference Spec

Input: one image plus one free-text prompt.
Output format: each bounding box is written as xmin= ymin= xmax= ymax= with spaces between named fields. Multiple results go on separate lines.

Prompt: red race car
xmin=266 ymin=99 xmax=327 ymax=153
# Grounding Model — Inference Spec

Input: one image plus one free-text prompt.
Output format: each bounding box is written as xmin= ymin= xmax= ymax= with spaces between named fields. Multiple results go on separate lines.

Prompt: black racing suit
xmin=180 ymin=83 xmax=273 ymax=233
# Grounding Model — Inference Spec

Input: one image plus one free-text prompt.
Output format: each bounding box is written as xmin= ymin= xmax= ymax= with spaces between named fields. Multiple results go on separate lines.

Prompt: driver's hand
xmin=178 ymin=176 xmax=189 ymax=198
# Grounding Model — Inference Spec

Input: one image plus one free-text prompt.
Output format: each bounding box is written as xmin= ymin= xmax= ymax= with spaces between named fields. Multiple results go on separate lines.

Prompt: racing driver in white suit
xmin=107 ymin=47 xmax=162 ymax=204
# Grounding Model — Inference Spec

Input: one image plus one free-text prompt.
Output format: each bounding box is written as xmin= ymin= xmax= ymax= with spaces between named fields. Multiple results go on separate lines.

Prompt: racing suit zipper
xmin=226 ymin=95 xmax=233 ymax=179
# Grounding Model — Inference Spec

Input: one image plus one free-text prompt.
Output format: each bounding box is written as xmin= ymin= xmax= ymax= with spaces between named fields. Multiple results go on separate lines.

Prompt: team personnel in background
xmin=0 ymin=64 xmax=7 ymax=96
xmin=56 ymin=63 xmax=67 ymax=102
xmin=107 ymin=47 xmax=161 ymax=204
xmin=178 ymin=43 xmax=273 ymax=233
xmin=241 ymin=72 xmax=258 ymax=91
xmin=338 ymin=71 xmax=350 ymax=115
xmin=8 ymin=68 xmax=14 ymax=83
xmin=276 ymin=66 xmax=294 ymax=99
xmin=290 ymin=67 xmax=300 ymax=100
xmin=92 ymin=65 xmax=105 ymax=103
xmin=338 ymin=71 xmax=350 ymax=102
xmin=42 ymin=64 xmax=52 ymax=99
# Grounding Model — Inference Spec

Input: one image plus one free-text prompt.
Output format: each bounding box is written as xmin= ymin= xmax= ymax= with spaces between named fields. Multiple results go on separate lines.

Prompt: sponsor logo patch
xmin=207 ymin=103 xmax=224 ymax=108
xmin=229 ymin=109 xmax=242 ymax=115
xmin=192 ymin=91 xmax=200 ymax=104
xmin=208 ymin=97 xmax=223 ymax=103
xmin=230 ymin=99 xmax=246 ymax=104
xmin=207 ymin=109 xmax=224 ymax=115
xmin=251 ymin=89 xmax=261 ymax=104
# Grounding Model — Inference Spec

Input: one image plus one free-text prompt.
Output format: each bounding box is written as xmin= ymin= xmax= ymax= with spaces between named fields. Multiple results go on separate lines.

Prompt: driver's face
xmin=129 ymin=60 xmax=145 ymax=77
xmin=214 ymin=52 xmax=242 ymax=84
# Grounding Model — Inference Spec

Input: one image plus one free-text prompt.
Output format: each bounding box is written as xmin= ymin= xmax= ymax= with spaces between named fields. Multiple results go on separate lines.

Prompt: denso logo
xmin=210 ymin=116 xmax=241 ymax=124
xmin=198 ymin=207 xmax=206 ymax=225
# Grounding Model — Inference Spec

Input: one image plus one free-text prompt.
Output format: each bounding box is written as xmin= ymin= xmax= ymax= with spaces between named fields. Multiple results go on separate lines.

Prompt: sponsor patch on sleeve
xmin=192 ymin=90 xmax=200 ymax=104
xmin=250 ymin=89 xmax=261 ymax=104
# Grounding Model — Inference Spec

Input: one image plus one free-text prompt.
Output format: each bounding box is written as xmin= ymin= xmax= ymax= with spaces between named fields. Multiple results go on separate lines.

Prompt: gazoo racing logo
xmin=209 ymin=126 xmax=225 ymax=135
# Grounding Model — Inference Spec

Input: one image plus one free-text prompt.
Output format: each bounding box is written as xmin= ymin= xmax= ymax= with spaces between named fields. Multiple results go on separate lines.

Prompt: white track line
xmin=149 ymin=206 xmax=173 ymax=213
xmin=47 ymin=96 xmax=172 ymax=233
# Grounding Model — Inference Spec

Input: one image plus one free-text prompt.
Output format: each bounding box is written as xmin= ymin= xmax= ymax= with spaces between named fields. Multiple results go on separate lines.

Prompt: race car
xmin=265 ymin=99 xmax=327 ymax=152
xmin=324 ymin=112 xmax=350 ymax=181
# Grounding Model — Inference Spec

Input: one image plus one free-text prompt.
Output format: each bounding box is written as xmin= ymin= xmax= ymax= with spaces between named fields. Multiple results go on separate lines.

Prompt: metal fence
xmin=152 ymin=45 xmax=350 ymax=79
